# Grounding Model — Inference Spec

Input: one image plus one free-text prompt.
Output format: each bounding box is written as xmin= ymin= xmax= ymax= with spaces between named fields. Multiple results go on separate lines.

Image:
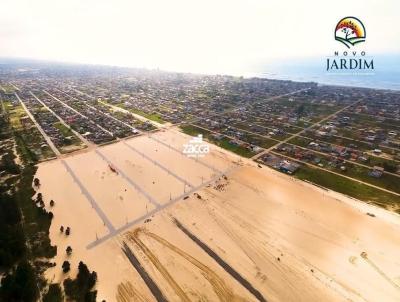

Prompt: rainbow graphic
xmin=334 ymin=17 xmax=366 ymax=48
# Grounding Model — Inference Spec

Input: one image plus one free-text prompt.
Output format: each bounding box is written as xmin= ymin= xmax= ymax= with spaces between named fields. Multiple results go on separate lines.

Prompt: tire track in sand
xmin=121 ymin=242 xmax=168 ymax=302
xmin=127 ymin=229 xmax=191 ymax=302
xmin=126 ymin=228 xmax=246 ymax=302
xmin=172 ymin=218 xmax=267 ymax=302
xmin=116 ymin=281 xmax=149 ymax=302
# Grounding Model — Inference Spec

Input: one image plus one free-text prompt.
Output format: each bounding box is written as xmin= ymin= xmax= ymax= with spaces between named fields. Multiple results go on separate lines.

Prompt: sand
xmin=35 ymin=128 xmax=400 ymax=302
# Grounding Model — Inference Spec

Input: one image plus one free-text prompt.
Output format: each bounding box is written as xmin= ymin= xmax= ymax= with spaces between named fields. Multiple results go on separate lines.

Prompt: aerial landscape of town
xmin=1 ymin=0 xmax=400 ymax=300
xmin=0 ymin=61 xmax=400 ymax=302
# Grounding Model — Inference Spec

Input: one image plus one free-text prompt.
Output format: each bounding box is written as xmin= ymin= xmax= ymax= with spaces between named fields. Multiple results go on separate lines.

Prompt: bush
xmin=0 ymin=261 xmax=39 ymax=302
xmin=62 ymin=260 xmax=71 ymax=273
xmin=43 ymin=283 xmax=63 ymax=302
xmin=63 ymin=261 xmax=98 ymax=302
xmin=0 ymin=192 xmax=26 ymax=269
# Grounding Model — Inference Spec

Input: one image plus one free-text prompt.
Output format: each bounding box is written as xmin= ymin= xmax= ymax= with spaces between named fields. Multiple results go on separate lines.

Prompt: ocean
xmin=249 ymin=54 xmax=400 ymax=91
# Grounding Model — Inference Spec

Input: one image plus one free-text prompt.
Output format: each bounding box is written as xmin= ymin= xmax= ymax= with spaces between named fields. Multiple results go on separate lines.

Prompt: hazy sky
xmin=1 ymin=0 xmax=399 ymax=74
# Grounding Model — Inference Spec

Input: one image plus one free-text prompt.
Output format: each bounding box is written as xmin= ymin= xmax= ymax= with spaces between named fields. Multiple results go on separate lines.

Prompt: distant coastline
xmin=251 ymin=54 xmax=400 ymax=91
xmin=1 ymin=56 xmax=399 ymax=91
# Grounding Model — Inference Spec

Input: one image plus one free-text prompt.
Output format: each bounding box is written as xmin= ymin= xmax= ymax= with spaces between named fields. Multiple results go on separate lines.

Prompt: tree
xmin=66 ymin=246 xmax=72 ymax=255
xmin=38 ymin=199 xmax=45 ymax=208
xmin=0 ymin=261 xmax=39 ymax=302
xmin=43 ymin=283 xmax=63 ymax=302
xmin=33 ymin=178 xmax=40 ymax=187
xmin=36 ymin=193 xmax=43 ymax=204
xmin=62 ymin=260 xmax=71 ymax=273
xmin=0 ymin=193 xmax=26 ymax=269
xmin=296 ymin=104 xmax=305 ymax=116
xmin=50 ymin=199 xmax=55 ymax=207
xmin=342 ymin=27 xmax=355 ymax=39
xmin=60 ymin=226 xmax=64 ymax=233
xmin=65 ymin=227 xmax=71 ymax=236
xmin=63 ymin=261 xmax=98 ymax=302
xmin=383 ymin=162 xmax=396 ymax=173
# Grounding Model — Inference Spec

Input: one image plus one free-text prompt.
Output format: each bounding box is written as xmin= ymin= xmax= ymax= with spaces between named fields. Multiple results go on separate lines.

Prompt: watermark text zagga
xmin=182 ymin=134 xmax=210 ymax=158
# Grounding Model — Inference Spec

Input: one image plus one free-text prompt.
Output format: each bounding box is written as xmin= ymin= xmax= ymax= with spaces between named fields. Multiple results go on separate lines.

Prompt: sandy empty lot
xmin=35 ymin=128 xmax=400 ymax=302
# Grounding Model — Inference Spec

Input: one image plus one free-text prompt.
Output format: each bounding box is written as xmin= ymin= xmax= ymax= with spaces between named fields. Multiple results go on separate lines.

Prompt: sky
xmin=1 ymin=0 xmax=399 ymax=74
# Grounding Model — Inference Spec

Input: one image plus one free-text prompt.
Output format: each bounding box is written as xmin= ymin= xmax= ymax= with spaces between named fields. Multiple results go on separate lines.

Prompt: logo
xmin=182 ymin=134 xmax=210 ymax=158
xmin=326 ymin=16 xmax=374 ymax=73
xmin=334 ymin=17 xmax=366 ymax=48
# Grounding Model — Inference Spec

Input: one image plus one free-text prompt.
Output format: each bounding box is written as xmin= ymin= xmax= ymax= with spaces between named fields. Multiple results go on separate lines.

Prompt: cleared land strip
xmin=94 ymin=149 xmax=160 ymax=208
xmin=30 ymin=91 xmax=92 ymax=147
xmin=253 ymin=100 xmax=361 ymax=159
xmin=148 ymin=134 xmax=223 ymax=173
xmin=43 ymin=90 xmax=114 ymax=136
xmin=123 ymin=141 xmax=195 ymax=188
xmin=98 ymin=100 xmax=164 ymax=128
xmin=87 ymin=164 xmax=239 ymax=249
xmin=270 ymin=151 xmax=400 ymax=197
xmin=61 ymin=159 xmax=116 ymax=232
xmin=15 ymin=92 xmax=61 ymax=156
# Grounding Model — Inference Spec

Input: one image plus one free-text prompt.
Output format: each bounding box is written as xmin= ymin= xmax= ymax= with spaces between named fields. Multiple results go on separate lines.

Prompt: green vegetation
xmin=0 ymin=192 xmax=26 ymax=269
xmin=9 ymin=105 xmax=25 ymax=130
xmin=62 ymin=260 xmax=71 ymax=273
xmin=0 ymin=261 xmax=39 ymax=302
xmin=112 ymin=100 xmax=165 ymax=123
xmin=131 ymin=108 xmax=165 ymax=124
xmin=43 ymin=284 xmax=63 ymax=302
xmin=16 ymin=164 xmax=57 ymax=259
xmin=0 ymin=150 xmax=20 ymax=175
xmin=0 ymin=114 xmax=57 ymax=302
xmin=180 ymin=124 xmax=256 ymax=157
xmin=218 ymin=137 xmax=256 ymax=157
xmin=280 ymin=142 xmax=400 ymax=194
xmin=337 ymin=163 xmax=400 ymax=194
xmin=6 ymin=100 xmax=55 ymax=161
xmin=54 ymin=122 xmax=74 ymax=138
xmin=53 ymin=122 xmax=84 ymax=152
xmin=63 ymin=261 xmax=98 ymax=302
xmin=14 ymin=131 xmax=39 ymax=163
xmin=295 ymin=164 xmax=400 ymax=209
xmin=233 ymin=121 xmax=292 ymax=140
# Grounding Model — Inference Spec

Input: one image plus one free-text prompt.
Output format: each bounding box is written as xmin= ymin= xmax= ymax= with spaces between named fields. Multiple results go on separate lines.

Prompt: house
xmin=369 ymin=166 xmax=384 ymax=178
xmin=279 ymin=160 xmax=300 ymax=174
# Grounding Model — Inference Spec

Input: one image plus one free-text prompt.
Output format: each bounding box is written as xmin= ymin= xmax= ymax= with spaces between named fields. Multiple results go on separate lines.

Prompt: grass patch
xmin=180 ymin=124 xmax=256 ymax=158
xmin=54 ymin=122 xmax=74 ymax=138
xmin=295 ymin=164 xmax=400 ymax=208
xmin=131 ymin=109 xmax=165 ymax=124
